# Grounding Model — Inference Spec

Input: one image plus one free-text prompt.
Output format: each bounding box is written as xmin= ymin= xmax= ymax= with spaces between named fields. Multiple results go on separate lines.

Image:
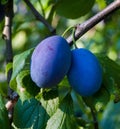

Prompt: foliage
xmin=0 ymin=95 xmax=10 ymax=129
xmin=0 ymin=0 xmax=120 ymax=129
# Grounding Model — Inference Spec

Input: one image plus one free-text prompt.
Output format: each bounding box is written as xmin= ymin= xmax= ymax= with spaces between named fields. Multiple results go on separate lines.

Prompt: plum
xmin=30 ymin=35 xmax=71 ymax=88
xmin=67 ymin=48 xmax=102 ymax=96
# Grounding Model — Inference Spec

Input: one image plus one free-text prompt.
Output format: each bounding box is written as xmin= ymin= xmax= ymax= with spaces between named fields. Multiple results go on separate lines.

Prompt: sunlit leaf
xmin=6 ymin=62 xmax=12 ymax=75
xmin=36 ymin=88 xmax=59 ymax=117
xmin=0 ymin=81 xmax=8 ymax=97
xmin=96 ymin=0 xmax=106 ymax=9
xmin=16 ymin=70 xmax=39 ymax=102
xmin=10 ymin=48 xmax=34 ymax=90
xmin=46 ymin=95 xmax=79 ymax=129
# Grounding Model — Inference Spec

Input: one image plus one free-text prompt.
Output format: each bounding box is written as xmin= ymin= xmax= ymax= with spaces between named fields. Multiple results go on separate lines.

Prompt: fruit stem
xmin=72 ymin=27 xmax=78 ymax=49
xmin=62 ymin=26 xmax=75 ymax=37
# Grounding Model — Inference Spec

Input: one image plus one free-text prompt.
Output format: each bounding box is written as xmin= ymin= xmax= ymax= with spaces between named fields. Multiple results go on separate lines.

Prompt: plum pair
xmin=30 ymin=35 xmax=102 ymax=96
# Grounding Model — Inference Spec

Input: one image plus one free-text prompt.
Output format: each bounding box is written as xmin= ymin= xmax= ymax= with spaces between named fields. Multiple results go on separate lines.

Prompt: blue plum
xmin=30 ymin=35 xmax=71 ymax=88
xmin=67 ymin=48 xmax=102 ymax=96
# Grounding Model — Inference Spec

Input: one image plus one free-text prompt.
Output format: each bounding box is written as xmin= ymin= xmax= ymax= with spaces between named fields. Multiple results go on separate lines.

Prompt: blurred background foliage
xmin=0 ymin=0 xmax=120 ymax=128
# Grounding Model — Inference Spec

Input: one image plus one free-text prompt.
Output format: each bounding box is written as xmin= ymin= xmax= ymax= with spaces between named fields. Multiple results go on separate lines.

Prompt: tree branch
xmin=2 ymin=0 xmax=14 ymax=99
xmin=23 ymin=0 xmax=56 ymax=34
xmin=2 ymin=0 xmax=19 ymax=123
xmin=67 ymin=0 xmax=120 ymax=45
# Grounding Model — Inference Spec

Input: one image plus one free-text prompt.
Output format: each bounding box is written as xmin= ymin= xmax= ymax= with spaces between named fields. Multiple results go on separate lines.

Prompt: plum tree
xmin=0 ymin=3 xmax=5 ymax=22
xmin=67 ymin=48 xmax=102 ymax=96
xmin=30 ymin=35 xmax=71 ymax=88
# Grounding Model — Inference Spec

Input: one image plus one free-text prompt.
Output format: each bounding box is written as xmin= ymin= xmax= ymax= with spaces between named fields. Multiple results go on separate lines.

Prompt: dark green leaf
xmin=83 ymin=54 xmax=120 ymax=109
xmin=13 ymin=98 xmax=49 ymax=129
xmin=55 ymin=0 xmax=95 ymax=19
xmin=71 ymin=91 xmax=87 ymax=115
xmin=105 ymin=0 xmax=114 ymax=5
xmin=83 ymin=86 xmax=110 ymax=110
xmin=0 ymin=95 xmax=10 ymax=129
xmin=96 ymin=54 xmax=120 ymax=103
xmin=1 ymin=0 xmax=8 ymax=4
xmin=100 ymin=101 xmax=120 ymax=129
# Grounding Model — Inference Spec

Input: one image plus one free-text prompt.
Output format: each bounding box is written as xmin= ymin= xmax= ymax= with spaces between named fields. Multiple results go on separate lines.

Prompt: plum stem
xmin=62 ymin=26 xmax=74 ymax=37
xmin=67 ymin=0 xmax=120 ymax=45
xmin=23 ymin=0 xmax=56 ymax=35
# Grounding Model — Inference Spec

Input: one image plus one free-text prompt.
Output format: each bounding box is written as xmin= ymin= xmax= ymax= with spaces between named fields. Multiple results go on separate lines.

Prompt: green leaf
xmin=39 ymin=82 xmax=71 ymax=117
xmin=16 ymin=70 xmax=39 ymax=102
xmin=0 ymin=81 xmax=8 ymax=97
xmin=46 ymin=95 xmax=79 ymax=129
xmin=10 ymin=48 xmax=34 ymax=90
xmin=71 ymin=91 xmax=87 ymax=115
xmin=83 ymin=54 xmax=120 ymax=109
xmin=0 ymin=95 xmax=10 ymax=129
xmin=58 ymin=76 xmax=71 ymax=102
xmin=11 ymin=48 xmax=33 ymax=80
xmin=83 ymin=86 xmax=110 ymax=111
xmin=37 ymin=88 xmax=59 ymax=117
xmin=96 ymin=54 xmax=120 ymax=103
xmin=96 ymin=0 xmax=106 ymax=9
xmin=1 ymin=0 xmax=8 ymax=4
xmin=105 ymin=0 xmax=114 ymax=5
xmin=55 ymin=0 xmax=95 ymax=19
xmin=6 ymin=62 xmax=12 ymax=75
xmin=36 ymin=78 xmax=71 ymax=117
xmin=13 ymin=98 xmax=49 ymax=129
xmin=100 ymin=101 xmax=120 ymax=129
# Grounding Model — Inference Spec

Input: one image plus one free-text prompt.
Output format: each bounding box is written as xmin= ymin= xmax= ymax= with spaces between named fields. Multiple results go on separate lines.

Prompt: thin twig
xmin=90 ymin=108 xmax=99 ymax=129
xmin=67 ymin=0 xmax=120 ymax=45
xmin=23 ymin=0 xmax=56 ymax=34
